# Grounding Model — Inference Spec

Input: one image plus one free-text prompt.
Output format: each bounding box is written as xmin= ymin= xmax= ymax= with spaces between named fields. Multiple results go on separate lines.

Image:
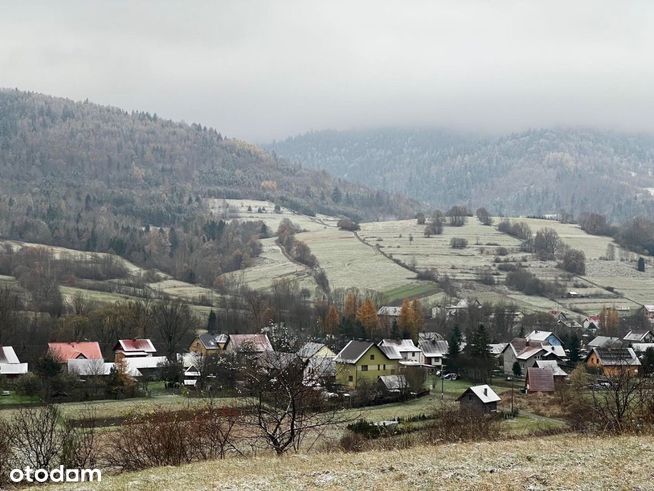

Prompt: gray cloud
xmin=1 ymin=0 xmax=653 ymax=141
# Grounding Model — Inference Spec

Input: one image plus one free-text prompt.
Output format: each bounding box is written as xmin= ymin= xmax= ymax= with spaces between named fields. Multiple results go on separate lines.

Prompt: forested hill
xmin=267 ymin=127 xmax=654 ymax=221
xmin=0 ymin=89 xmax=414 ymax=221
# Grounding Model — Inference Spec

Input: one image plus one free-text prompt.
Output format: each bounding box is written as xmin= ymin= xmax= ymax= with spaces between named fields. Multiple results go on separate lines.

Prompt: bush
xmin=561 ymin=248 xmax=586 ymax=275
xmin=425 ymin=409 xmax=499 ymax=443
xmin=337 ymin=218 xmax=360 ymax=231
xmin=14 ymin=372 xmax=41 ymax=396
xmin=450 ymin=238 xmax=468 ymax=249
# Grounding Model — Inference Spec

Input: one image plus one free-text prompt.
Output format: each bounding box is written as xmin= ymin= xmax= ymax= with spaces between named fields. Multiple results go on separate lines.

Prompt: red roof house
xmin=48 ymin=342 xmax=103 ymax=362
xmin=525 ymin=367 xmax=555 ymax=394
xmin=113 ymin=339 xmax=157 ymax=357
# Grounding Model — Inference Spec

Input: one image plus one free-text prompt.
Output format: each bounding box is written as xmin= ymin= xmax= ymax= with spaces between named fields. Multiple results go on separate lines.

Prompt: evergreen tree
xmin=207 ymin=309 xmax=218 ymax=333
xmin=642 ymin=347 xmax=654 ymax=375
xmin=512 ymin=361 xmax=522 ymax=377
xmin=568 ymin=333 xmax=581 ymax=365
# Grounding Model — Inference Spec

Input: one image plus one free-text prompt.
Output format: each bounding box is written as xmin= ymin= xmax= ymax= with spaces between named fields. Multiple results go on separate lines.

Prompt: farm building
xmin=113 ymin=338 xmax=157 ymax=361
xmin=642 ymin=305 xmax=654 ymax=324
xmin=0 ymin=346 xmax=28 ymax=377
xmin=334 ymin=341 xmax=399 ymax=389
xmin=586 ymin=348 xmax=641 ymax=377
xmin=456 ymin=385 xmax=501 ymax=413
xmin=525 ymin=367 xmax=555 ymax=394
xmin=378 ymin=374 xmax=408 ymax=394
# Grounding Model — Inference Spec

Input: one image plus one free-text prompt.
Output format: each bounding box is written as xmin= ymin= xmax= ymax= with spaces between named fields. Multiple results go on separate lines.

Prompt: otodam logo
xmin=10 ymin=466 xmax=102 ymax=484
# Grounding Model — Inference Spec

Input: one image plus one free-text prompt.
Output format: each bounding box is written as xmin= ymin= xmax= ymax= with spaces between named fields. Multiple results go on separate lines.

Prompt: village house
xmin=525 ymin=367 xmax=555 ymax=394
xmin=623 ymin=330 xmax=654 ymax=343
xmin=456 ymin=385 xmax=500 ymax=413
xmin=501 ymin=333 xmax=565 ymax=376
xmin=378 ymin=339 xmax=422 ymax=366
xmin=432 ymin=298 xmax=482 ymax=319
xmin=548 ymin=311 xmax=582 ymax=330
xmin=532 ymin=360 xmax=568 ymax=381
xmin=418 ymin=339 xmax=448 ymax=369
xmin=377 ymin=306 xmax=402 ymax=329
xmin=586 ymin=347 xmax=641 ymax=377
xmin=189 ymin=333 xmax=229 ymax=357
xmin=629 ymin=342 xmax=654 ymax=355
xmin=113 ymin=338 xmax=157 ymax=360
xmin=587 ymin=336 xmax=622 ymax=350
xmin=642 ymin=305 xmax=654 ymax=324
xmin=224 ymin=334 xmax=273 ymax=354
xmin=582 ymin=315 xmax=601 ymax=332
xmin=48 ymin=342 xmax=103 ymax=363
xmin=297 ymin=342 xmax=336 ymax=361
xmin=334 ymin=340 xmax=399 ymax=389
xmin=0 ymin=346 xmax=28 ymax=377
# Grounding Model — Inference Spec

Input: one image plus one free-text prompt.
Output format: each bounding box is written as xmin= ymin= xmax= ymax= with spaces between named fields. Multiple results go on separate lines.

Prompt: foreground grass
xmin=42 ymin=433 xmax=654 ymax=490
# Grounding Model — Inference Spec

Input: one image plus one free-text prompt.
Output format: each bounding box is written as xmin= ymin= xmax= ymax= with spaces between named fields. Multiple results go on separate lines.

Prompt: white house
xmin=0 ymin=346 xmax=28 ymax=377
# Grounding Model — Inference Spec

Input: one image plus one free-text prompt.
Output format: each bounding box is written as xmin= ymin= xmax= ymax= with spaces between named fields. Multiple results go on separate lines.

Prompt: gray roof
xmin=297 ymin=342 xmax=328 ymax=359
xmin=592 ymin=348 xmax=641 ymax=366
xmin=588 ymin=336 xmax=622 ymax=349
xmin=197 ymin=333 xmax=221 ymax=349
xmin=335 ymin=341 xmax=375 ymax=364
xmin=457 ymin=385 xmax=501 ymax=404
xmin=623 ymin=330 xmax=652 ymax=342
xmin=378 ymin=344 xmax=402 ymax=360
xmin=378 ymin=374 xmax=407 ymax=391
xmin=534 ymin=360 xmax=568 ymax=377
xmin=227 ymin=334 xmax=273 ymax=353
xmin=419 ymin=339 xmax=449 ymax=357
xmin=379 ymin=339 xmax=421 ymax=353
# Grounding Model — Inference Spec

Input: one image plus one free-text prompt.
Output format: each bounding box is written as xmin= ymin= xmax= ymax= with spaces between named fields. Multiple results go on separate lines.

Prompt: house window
xmin=370 ymin=354 xmax=375 ymax=360
xmin=377 ymin=365 xmax=381 ymax=371
xmin=383 ymin=364 xmax=386 ymax=370
xmin=348 ymin=375 xmax=353 ymax=382
xmin=361 ymin=365 xmax=368 ymax=371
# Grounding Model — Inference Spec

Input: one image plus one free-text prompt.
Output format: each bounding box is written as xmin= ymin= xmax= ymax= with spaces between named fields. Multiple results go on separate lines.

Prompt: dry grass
xmin=42 ymin=433 xmax=654 ymax=490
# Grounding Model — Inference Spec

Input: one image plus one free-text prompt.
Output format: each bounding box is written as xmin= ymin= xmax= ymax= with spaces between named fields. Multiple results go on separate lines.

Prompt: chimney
xmin=484 ymin=387 xmax=488 ymax=396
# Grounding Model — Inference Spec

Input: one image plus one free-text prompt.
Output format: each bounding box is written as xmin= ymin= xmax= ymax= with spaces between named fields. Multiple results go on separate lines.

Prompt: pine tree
xmin=568 ymin=333 xmax=581 ymax=365
xmin=207 ymin=310 xmax=217 ymax=333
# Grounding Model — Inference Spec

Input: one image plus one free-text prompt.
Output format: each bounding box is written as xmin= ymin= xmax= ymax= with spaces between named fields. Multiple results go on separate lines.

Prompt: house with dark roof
xmin=189 ymin=333 xmax=229 ymax=357
xmin=457 ymin=385 xmax=501 ymax=413
xmin=525 ymin=367 xmax=555 ymax=394
xmin=0 ymin=346 xmax=28 ymax=377
xmin=334 ymin=340 xmax=399 ymax=388
xmin=418 ymin=339 xmax=448 ymax=368
xmin=623 ymin=330 xmax=654 ymax=343
xmin=586 ymin=347 xmax=641 ymax=377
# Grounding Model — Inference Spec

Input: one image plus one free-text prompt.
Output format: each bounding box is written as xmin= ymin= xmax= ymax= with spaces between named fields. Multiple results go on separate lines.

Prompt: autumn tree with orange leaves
xmin=356 ymin=298 xmax=379 ymax=338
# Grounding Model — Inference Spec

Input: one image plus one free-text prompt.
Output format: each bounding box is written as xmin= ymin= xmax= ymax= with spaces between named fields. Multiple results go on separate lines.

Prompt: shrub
xmin=496 ymin=247 xmax=509 ymax=256
xmin=425 ymin=409 xmax=499 ymax=443
xmin=450 ymin=238 xmax=468 ymax=249
xmin=337 ymin=218 xmax=360 ymax=231
xmin=561 ymin=248 xmax=586 ymax=275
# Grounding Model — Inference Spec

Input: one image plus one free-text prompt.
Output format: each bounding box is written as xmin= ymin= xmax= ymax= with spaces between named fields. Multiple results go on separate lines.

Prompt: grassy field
xmin=222 ymin=237 xmax=318 ymax=292
xmin=45 ymin=433 xmax=654 ymax=490
xmin=297 ymin=227 xmax=428 ymax=296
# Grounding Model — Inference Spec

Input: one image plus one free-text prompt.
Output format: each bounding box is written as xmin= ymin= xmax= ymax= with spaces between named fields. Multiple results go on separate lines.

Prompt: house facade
xmin=586 ymin=347 xmax=640 ymax=377
xmin=335 ymin=341 xmax=399 ymax=388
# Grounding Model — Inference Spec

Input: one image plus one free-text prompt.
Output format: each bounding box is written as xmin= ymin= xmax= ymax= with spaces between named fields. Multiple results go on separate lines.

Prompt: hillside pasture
xmin=221 ymin=237 xmax=318 ymax=292
xmin=208 ymin=198 xmax=339 ymax=232
xmin=296 ymin=228 xmax=427 ymax=296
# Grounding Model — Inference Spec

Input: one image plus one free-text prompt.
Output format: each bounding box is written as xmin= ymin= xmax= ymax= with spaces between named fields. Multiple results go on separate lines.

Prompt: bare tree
xmin=237 ymin=352 xmax=351 ymax=455
xmin=151 ymin=300 xmax=196 ymax=359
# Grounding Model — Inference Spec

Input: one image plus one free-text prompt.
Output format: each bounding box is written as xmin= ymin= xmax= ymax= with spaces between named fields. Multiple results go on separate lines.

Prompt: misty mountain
xmin=267 ymin=127 xmax=654 ymax=221
xmin=0 ymin=89 xmax=414 ymax=222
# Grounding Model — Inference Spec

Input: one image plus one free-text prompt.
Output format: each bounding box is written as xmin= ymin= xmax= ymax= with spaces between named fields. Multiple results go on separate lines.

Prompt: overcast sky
xmin=1 ymin=1 xmax=653 ymax=141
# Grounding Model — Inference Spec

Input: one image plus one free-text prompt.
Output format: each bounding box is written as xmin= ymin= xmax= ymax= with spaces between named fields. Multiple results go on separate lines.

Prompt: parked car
xmin=441 ymin=372 xmax=458 ymax=380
